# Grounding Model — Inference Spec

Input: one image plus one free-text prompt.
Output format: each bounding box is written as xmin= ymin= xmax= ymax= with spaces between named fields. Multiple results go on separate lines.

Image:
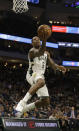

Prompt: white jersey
xmin=28 ymin=52 xmax=47 ymax=76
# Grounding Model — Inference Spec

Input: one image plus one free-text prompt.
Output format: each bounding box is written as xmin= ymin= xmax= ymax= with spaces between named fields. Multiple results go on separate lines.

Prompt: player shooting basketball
xmin=15 ymin=25 xmax=66 ymax=117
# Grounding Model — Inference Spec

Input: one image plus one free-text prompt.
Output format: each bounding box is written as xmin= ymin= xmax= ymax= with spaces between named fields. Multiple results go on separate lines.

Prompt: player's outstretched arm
xmin=47 ymin=51 xmax=66 ymax=74
xmin=37 ymin=24 xmax=52 ymax=54
xmin=38 ymin=33 xmax=47 ymax=53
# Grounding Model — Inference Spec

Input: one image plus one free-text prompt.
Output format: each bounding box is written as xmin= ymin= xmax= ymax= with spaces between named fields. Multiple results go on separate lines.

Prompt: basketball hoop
xmin=13 ymin=0 xmax=29 ymax=13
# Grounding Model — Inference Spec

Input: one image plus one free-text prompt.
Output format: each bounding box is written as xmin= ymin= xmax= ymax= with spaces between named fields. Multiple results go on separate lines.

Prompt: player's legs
xmin=15 ymin=78 xmax=45 ymax=114
xmin=15 ymin=73 xmax=48 ymax=117
xmin=21 ymin=84 xmax=50 ymax=113
xmin=35 ymin=97 xmax=50 ymax=108
xmin=36 ymin=84 xmax=49 ymax=97
xmin=28 ymin=78 xmax=45 ymax=95
xmin=25 ymin=97 xmax=50 ymax=112
xmin=23 ymin=72 xmax=45 ymax=103
xmin=25 ymin=84 xmax=50 ymax=112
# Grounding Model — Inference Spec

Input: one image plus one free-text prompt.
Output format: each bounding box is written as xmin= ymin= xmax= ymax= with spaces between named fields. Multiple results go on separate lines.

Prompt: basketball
xmin=37 ymin=24 xmax=52 ymax=40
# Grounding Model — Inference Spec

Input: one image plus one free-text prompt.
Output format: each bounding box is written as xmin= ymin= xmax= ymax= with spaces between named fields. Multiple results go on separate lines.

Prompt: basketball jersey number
xmin=42 ymin=61 xmax=45 ymax=69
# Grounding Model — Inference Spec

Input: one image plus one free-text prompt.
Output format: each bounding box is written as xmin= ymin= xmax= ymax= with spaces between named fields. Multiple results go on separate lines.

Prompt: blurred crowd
xmin=0 ymin=74 xmax=79 ymax=131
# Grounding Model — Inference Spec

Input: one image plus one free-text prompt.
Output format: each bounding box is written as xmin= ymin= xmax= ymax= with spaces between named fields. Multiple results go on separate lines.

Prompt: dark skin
xmin=28 ymin=36 xmax=66 ymax=108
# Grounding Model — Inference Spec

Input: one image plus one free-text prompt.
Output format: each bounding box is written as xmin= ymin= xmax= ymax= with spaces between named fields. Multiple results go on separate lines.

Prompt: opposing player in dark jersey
xmin=15 ymin=36 xmax=66 ymax=117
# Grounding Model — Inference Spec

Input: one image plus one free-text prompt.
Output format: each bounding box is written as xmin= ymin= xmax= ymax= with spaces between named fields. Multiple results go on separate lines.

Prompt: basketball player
xmin=15 ymin=35 xmax=66 ymax=117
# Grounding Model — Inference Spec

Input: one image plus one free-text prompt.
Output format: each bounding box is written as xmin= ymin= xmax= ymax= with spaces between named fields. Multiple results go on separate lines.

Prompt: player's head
xmin=32 ymin=36 xmax=41 ymax=49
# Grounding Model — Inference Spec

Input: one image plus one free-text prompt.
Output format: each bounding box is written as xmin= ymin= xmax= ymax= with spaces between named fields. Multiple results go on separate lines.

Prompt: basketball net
xmin=13 ymin=0 xmax=29 ymax=13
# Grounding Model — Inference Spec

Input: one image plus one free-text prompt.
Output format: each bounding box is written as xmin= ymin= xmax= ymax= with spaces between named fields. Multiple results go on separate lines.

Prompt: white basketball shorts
xmin=26 ymin=71 xmax=49 ymax=97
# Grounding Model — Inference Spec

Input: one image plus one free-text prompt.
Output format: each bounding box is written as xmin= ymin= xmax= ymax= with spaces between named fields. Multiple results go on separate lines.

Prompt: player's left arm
xmin=46 ymin=51 xmax=66 ymax=74
xmin=55 ymin=64 xmax=66 ymax=74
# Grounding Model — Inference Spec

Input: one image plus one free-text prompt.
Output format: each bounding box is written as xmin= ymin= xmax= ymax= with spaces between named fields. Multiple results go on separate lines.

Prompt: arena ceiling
xmin=0 ymin=0 xmax=79 ymax=43
xmin=0 ymin=0 xmax=79 ymax=67
xmin=0 ymin=0 xmax=79 ymax=40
